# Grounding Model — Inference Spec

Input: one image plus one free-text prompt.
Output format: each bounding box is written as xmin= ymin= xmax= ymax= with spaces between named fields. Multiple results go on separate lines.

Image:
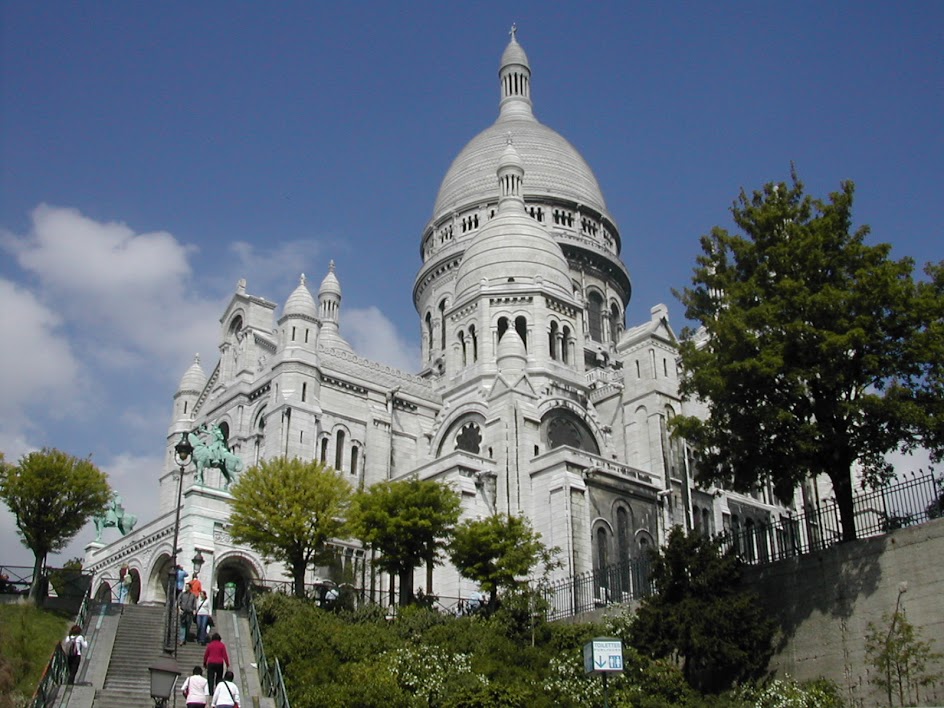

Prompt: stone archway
xmin=128 ymin=568 xmax=142 ymax=604
xmin=213 ymin=554 xmax=261 ymax=611
xmin=95 ymin=581 xmax=112 ymax=603
xmin=148 ymin=553 xmax=174 ymax=604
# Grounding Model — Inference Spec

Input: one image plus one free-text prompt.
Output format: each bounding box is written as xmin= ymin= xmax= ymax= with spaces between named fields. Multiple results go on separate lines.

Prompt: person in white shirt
xmin=63 ymin=625 xmax=88 ymax=685
xmin=211 ymin=670 xmax=240 ymax=707
xmin=182 ymin=666 xmax=210 ymax=707
xmin=195 ymin=591 xmax=213 ymax=645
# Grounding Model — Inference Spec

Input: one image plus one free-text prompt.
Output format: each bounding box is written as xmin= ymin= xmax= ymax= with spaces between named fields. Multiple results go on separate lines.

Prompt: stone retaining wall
xmin=745 ymin=517 xmax=944 ymax=706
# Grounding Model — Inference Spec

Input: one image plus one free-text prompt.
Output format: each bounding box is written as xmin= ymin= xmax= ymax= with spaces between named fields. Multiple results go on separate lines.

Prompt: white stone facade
xmin=85 ymin=32 xmax=785 ymax=607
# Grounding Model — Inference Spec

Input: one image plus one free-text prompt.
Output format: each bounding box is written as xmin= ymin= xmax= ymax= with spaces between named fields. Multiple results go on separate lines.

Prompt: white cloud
xmin=0 ymin=278 xmax=82 ymax=423
xmin=343 ymin=306 xmax=420 ymax=372
xmin=229 ymin=239 xmax=324 ymax=298
xmin=3 ymin=205 xmax=222 ymax=372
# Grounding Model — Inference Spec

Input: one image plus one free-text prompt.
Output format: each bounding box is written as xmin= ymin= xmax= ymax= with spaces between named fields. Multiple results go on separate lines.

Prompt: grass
xmin=0 ymin=601 xmax=73 ymax=706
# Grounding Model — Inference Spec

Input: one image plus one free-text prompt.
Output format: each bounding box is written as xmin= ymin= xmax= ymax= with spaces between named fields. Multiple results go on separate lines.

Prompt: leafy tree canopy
xmin=673 ymin=171 xmax=942 ymax=541
xmin=0 ymin=448 xmax=111 ymax=604
xmin=229 ymin=457 xmax=352 ymax=597
xmin=349 ymin=477 xmax=460 ymax=605
xmin=629 ymin=526 xmax=775 ymax=694
xmin=448 ymin=513 xmax=557 ymax=608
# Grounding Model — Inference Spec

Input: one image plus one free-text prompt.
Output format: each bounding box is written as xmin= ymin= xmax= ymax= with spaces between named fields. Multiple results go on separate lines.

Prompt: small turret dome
xmin=319 ymin=261 xmax=342 ymax=298
xmin=496 ymin=328 xmax=527 ymax=374
xmin=454 ymin=140 xmax=573 ymax=302
xmin=178 ymin=354 xmax=207 ymax=393
xmin=283 ymin=274 xmax=318 ymax=319
xmin=317 ymin=261 xmax=352 ymax=353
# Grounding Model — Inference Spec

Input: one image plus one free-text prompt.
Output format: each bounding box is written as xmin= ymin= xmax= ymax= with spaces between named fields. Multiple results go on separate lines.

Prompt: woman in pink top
xmin=203 ymin=633 xmax=230 ymax=695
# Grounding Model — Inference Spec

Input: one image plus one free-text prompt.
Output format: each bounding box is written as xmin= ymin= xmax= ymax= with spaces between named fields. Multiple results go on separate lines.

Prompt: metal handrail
xmin=725 ymin=471 xmax=941 ymax=565
xmin=246 ymin=589 xmax=291 ymax=708
xmin=29 ymin=579 xmax=94 ymax=707
xmin=541 ymin=472 xmax=941 ymax=621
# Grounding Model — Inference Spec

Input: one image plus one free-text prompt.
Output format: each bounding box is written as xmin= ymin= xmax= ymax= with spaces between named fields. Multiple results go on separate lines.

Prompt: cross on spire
xmin=509 ymin=23 xmax=517 ymax=42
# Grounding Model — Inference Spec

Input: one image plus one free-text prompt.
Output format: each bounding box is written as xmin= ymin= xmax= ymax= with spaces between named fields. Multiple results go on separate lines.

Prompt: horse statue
xmin=189 ymin=424 xmax=244 ymax=488
xmin=94 ymin=493 xmax=138 ymax=542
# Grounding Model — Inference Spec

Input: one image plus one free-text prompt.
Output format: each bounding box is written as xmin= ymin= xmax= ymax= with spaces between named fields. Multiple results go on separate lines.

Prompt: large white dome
xmin=433 ymin=120 xmax=607 ymax=219
xmin=430 ymin=33 xmax=608 ymax=223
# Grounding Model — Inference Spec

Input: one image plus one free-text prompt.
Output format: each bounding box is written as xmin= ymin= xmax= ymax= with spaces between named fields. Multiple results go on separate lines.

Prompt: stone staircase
xmin=94 ymin=604 xmax=218 ymax=707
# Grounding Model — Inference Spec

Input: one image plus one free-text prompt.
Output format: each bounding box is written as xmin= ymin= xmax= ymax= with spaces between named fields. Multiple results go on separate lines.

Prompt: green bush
xmin=254 ymin=594 xmax=843 ymax=708
xmin=0 ymin=603 xmax=71 ymax=705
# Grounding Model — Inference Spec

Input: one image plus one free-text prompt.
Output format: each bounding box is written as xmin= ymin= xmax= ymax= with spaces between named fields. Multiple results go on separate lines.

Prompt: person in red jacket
xmin=203 ymin=632 xmax=230 ymax=695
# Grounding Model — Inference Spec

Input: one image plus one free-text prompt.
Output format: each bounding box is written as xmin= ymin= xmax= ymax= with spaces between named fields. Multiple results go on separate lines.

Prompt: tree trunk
xmin=426 ymin=555 xmax=434 ymax=595
xmin=398 ymin=566 xmax=414 ymax=606
xmin=292 ymin=560 xmax=307 ymax=598
xmin=829 ymin=469 xmax=858 ymax=542
xmin=29 ymin=552 xmax=46 ymax=606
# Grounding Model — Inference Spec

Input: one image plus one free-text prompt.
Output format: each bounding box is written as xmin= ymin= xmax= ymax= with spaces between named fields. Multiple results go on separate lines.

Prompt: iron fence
xmin=542 ymin=556 xmax=653 ymax=621
xmin=727 ymin=472 xmax=941 ymax=565
xmin=541 ymin=472 xmax=941 ymax=621
xmin=247 ymin=589 xmax=292 ymax=708
xmin=29 ymin=580 xmax=93 ymax=708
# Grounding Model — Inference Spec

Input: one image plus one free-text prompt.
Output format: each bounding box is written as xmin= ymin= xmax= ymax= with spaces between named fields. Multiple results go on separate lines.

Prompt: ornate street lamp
xmin=192 ymin=550 xmax=205 ymax=576
xmin=163 ymin=432 xmax=193 ymax=655
xmin=148 ymin=655 xmax=181 ymax=707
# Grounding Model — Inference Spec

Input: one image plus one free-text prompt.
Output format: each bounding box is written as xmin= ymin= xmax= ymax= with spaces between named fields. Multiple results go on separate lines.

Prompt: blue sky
xmin=1 ymin=2 xmax=941 ymax=566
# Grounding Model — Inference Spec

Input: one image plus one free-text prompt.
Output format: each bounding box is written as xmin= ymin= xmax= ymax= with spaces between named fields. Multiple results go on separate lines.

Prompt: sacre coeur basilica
xmin=85 ymin=29 xmax=787 ymax=610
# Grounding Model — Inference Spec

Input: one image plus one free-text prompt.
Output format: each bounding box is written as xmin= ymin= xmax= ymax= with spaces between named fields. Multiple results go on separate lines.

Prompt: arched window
xmin=596 ymin=527 xmax=608 ymax=571
xmin=320 ymin=437 xmax=328 ymax=463
xmin=542 ymin=409 xmax=600 ymax=455
xmin=548 ymin=321 xmax=559 ymax=360
xmin=497 ymin=317 xmax=509 ymax=341
xmin=425 ymin=312 xmax=433 ymax=358
xmin=617 ymin=506 xmax=632 ymax=593
xmin=745 ymin=519 xmax=756 ymax=562
xmin=335 ymin=430 xmax=345 ymax=471
xmin=610 ymin=303 xmax=622 ymax=343
xmin=455 ymin=422 xmax=482 ymax=454
xmin=439 ymin=299 xmax=447 ymax=351
xmin=562 ymin=326 xmax=571 ymax=364
xmin=351 ymin=445 xmax=359 ymax=478
xmin=437 ymin=414 xmax=486 ymax=457
xmin=588 ymin=291 xmax=604 ymax=342
xmin=459 ymin=330 xmax=467 ymax=366
xmin=616 ymin=507 xmax=630 ymax=561
xmin=469 ymin=324 xmax=478 ymax=362
xmin=514 ymin=316 xmax=528 ymax=350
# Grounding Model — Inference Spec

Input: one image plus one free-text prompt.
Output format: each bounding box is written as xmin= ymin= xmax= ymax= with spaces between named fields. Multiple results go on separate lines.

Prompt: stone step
xmin=97 ymin=604 xmax=230 ymax=703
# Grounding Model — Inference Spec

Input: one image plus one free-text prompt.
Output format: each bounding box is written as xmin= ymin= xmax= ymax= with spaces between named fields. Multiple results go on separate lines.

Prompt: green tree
xmin=905 ymin=261 xmax=944 ymax=461
xmin=865 ymin=606 xmax=943 ymax=707
xmin=673 ymin=171 xmax=940 ymax=541
xmin=629 ymin=526 xmax=774 ymax=693
xmin=448 ymin=513 xmax=557 ymax=609
xmin=349 ymin=477 xmax=460 ymax=606
xmin=229 ymin=457 xmax=352 ymax=597
xmin=0 ymin=449 xmax=111 ymax=605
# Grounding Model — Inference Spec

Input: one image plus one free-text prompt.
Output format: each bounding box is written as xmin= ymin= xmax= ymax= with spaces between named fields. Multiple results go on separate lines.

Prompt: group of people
xmin=176 ymin=568 xmax=213 ymax=645
xmin=179 ymin=634 xmax=239 ymax=708
xmin=59 ymin=563 xmax=241 ymax=705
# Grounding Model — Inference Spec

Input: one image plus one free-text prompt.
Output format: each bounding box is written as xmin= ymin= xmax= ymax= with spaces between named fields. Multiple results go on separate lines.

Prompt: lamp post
xmin=192 ymin=550 xmax=205 ymax=577
xmin=163 ymin=432 xmax=193 ymax=655
xmin=148 ymin=655 xmax=181 ymax=707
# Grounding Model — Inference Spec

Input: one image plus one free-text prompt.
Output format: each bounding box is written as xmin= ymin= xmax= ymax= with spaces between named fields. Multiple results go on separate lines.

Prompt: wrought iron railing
xmin=542 ymin=556 xmax=653 ymax=621
xmin=29 ymin=579 xmax=94 ymax=707
xmin=539 ymin=473 xmax=941 ymax=621
xmin=247 ymin=589 xmax=291 ymax=708
xmin=726 ymin=471 xmax=941 ymax=565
